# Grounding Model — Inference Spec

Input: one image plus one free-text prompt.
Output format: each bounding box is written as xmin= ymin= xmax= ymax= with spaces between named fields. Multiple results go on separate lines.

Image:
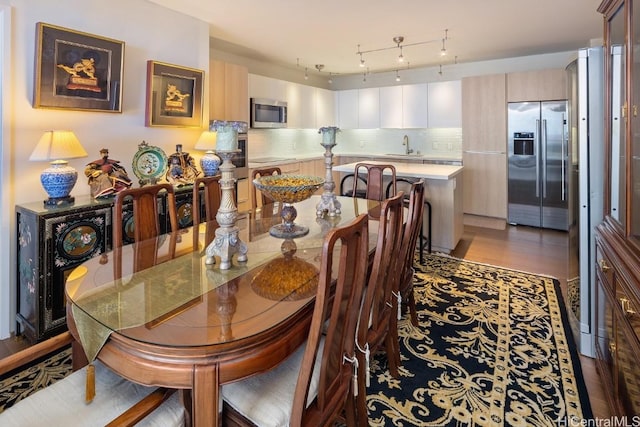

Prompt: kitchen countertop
xmin=248 ymin=153 xmax=462 ymax=169
xmin=333 ymin=160 xmax=463 ymax=181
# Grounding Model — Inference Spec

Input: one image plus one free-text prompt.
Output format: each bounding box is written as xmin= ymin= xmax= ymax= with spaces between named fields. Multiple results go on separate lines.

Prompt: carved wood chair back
xmin=399 ymin=179 xmax=425 ymax=327
xmin=192 ymin=175 xmax=221 ymax=249
xmin=354 ymin=192 xmax=405 ymax=425
xmin=353 ymin=162 xmax=396 ymax=201
xmin=113 ymin=184 xmax=178 ymax=277
xmin=251 ymin=167 xmax=282 ymax=209
xmin=222 ymin=213 xmax=370 ymax=427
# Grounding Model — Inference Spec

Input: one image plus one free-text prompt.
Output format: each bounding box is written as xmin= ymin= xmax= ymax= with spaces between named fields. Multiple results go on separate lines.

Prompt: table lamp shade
xmin=30 ymin=130 xmax=88 ymax=206
xmin=194 ymin=131 xmax=221 ymax=176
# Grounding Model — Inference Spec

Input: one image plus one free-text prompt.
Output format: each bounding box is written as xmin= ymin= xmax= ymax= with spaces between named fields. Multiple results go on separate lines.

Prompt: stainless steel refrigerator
xmin=565 ymin=46 xmax=604 ymax=358
xmin=507 ymin=100 xmax=569 ymax=230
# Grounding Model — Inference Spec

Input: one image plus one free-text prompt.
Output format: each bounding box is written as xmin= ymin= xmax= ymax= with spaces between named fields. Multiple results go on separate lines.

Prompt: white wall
xmin=0 ymin=0 xmax=210 ymax=338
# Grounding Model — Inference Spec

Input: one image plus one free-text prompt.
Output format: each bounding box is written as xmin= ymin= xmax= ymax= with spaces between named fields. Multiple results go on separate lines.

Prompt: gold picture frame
xmin=33 ymin=22 xmax=124 ymax=112
xmin=145 ymin=60 xmax=204 ymax=128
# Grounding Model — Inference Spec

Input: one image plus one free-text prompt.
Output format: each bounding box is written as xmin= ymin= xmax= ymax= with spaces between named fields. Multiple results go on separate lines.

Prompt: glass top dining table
xmin=65 ymin=195 xmax=382 ymax=427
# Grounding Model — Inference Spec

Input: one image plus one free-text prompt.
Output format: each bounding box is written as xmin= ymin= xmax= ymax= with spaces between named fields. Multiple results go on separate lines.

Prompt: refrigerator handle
xmin=536 ymin=119 xmax=541 ymax=198
xmin=561 ymin=115 xmax=566 ymax=201
xmin=542 ymin=119 xmax=547 ymax=198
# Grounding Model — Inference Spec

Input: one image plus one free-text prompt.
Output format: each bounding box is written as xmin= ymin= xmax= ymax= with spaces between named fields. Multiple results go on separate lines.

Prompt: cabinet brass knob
xmin=620 ymin=297 xmax=636 ymax=317
xmin=609 ymin=342 xmax=616 ymax=354
xmin=598 ymin=258 xmax=610 ymax=273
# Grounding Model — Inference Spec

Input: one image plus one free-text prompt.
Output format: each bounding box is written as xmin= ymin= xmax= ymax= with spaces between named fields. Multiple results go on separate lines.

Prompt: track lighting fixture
xmin=304 ymin=67 xmax=308 ymax=80
xmin=356 ymin=30 xmax=452 ymax=76
xmin=395 ymin=70 xmax=401 ymax=82
xmin=328 ymin=72 xmax=333 ymax=84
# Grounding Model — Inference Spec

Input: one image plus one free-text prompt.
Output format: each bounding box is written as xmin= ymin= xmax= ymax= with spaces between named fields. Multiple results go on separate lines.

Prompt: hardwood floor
xmin=451 ymin=224 xmax=611 ymax=419
xmin=0 ymin=223 xmax=612 ymax=419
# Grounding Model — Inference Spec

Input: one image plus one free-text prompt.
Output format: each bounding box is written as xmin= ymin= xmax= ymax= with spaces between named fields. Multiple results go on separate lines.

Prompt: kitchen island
xmin=334 ymin=160 xmax=464 ymax=253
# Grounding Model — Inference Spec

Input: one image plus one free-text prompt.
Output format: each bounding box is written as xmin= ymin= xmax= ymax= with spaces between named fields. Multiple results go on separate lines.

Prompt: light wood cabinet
xmin=462 ymin=151 xmax=507 ymax=218
xmin=507 ymin=68 xmax=567 ymax=102
xmin=210 ymin=60 xmax=249 ymax=122
xmin=462 ymin=73 xmax=507 ymax=223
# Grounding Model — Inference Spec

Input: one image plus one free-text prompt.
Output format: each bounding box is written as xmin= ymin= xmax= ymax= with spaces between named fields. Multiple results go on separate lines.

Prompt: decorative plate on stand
xmin=132 ymin=141 xmax=168 ymax=186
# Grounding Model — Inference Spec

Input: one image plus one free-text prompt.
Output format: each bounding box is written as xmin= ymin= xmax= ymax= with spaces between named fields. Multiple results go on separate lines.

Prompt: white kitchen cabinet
xmin=248 ymin=74 xmax=287 ymax=101
xmin=427 ymin=80 xmax=461 ymax=128
xmin=379 ymin=86 xmax=403 ymax=128
xmin=358 ymin=87 xmax=380 ymax=128
xmin=402 ymin=83 xmax=429 ymax=128
xmin=337 ymin=89 xmax=359 ymax=129
xmin=286 ymin=82 xmax=315 ymax=129
xmin=316 ymin=88 xmax=336 ymax=128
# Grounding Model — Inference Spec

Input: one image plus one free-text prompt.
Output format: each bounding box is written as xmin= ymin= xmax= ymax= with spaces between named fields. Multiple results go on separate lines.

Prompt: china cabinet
xmin=595 ymin=0 xmax=640 ymax=417
xmin=15 ymin=186 xmax=202 ymax=343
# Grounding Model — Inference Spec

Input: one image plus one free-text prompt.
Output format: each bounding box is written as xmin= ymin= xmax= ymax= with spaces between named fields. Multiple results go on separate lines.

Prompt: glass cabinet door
xmin=632 ymin=1 xmax=640 ymax=244
xmin=609 ymin=4 xmax=627 ymax=226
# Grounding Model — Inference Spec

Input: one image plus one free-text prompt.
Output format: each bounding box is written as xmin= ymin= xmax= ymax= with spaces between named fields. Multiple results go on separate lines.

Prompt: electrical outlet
xmin=359 ymin=140 xmax=365 ymax=148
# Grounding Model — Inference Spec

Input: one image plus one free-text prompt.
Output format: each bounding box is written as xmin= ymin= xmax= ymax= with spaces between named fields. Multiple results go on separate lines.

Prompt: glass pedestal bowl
xmin=253 ymin=174 xmax=325 ymax=238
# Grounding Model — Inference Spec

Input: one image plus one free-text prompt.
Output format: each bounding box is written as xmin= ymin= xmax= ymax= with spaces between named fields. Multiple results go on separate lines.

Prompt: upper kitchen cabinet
xmin=428 ymin=80 xmax=462 ymax=128
xmin=337 ymin=89 xmax=359 ymax=129
xmin=286 ymin=82 xmax=316 ymax=129
xmin=507 ymin=68 xmax=567 ymax=102
xmin=210 ymin=60 xmax=249 ymax=122
xmin=359 ymin=87 xmax=380 ymax=128
xmin=249 ymin=74 xmax=287 ymax=102
xmin=379 ymin=86 xmax=403 ymax=128
xmin=402 ymin=83 xmax=429 ymax=128
xmin=316 ymin=88 xmax=336 ymax=128
xmin=462 ymin=74 xmax=507 ymax=152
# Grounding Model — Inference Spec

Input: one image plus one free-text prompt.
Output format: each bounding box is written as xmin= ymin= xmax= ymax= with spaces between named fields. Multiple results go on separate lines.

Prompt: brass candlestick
xmin=205 ymin=150 xmax=247 ymax=269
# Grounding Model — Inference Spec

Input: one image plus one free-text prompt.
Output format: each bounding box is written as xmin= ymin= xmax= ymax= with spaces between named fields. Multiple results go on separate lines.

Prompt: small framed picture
xmin=33 ymin=22 xmax=124 ymax=112
xmin=145 ymin=60 xmax=204 ymax=128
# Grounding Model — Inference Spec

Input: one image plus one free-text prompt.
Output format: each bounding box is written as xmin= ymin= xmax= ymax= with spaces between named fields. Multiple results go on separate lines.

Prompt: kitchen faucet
xmin=403 ymin=134 xmax=413 ymax=155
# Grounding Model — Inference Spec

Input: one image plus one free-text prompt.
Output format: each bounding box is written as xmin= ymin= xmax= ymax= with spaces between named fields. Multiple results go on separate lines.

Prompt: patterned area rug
xmin=0 ymin=345 xmax=72 ymax=413
xmin=366 ymin=253 xmax=593 ymax=426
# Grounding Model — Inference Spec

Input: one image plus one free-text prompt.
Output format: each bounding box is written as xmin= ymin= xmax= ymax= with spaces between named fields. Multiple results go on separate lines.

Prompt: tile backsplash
xmin=247 ymin=128 xmax=462 ymax=160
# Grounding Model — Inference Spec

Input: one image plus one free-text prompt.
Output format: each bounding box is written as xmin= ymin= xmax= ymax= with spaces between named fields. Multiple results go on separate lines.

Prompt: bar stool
xmin=387 ymin=177 xmax=431 ymax=262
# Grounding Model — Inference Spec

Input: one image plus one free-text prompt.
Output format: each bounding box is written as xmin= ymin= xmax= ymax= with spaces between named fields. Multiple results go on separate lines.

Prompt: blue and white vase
xmin=200 ymin=151 xmax=221 ymax=176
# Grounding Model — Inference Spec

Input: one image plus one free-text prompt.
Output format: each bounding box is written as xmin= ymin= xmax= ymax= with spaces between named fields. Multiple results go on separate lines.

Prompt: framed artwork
xmin=145 ymin=60 xmax=204 ymax=128
xmin=33 ymin=22 xmax=124 ymax=112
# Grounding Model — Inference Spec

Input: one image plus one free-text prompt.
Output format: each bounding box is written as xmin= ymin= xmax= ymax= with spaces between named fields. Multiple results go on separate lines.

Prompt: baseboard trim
xmin=463 ymin=214 xmax=507 ymax=230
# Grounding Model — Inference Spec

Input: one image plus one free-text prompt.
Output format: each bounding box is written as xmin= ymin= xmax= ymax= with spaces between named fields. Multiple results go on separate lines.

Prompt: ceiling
xmin=147 ymin=0 xmax=604 ymax=77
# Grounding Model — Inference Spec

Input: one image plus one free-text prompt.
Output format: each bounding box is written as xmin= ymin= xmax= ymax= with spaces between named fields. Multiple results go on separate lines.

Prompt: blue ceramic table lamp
xmin=29 ymin=130 xmax=88 ymax=206
xmin=194 ymin=130 xmax=221 ymax=176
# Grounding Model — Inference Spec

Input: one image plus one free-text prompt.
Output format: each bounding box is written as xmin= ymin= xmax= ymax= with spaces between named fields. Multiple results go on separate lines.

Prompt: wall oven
xmin=232 ymin=133 xmax=248 ymax=179
xmin=250 ymin=98 xmax=287 ymax=128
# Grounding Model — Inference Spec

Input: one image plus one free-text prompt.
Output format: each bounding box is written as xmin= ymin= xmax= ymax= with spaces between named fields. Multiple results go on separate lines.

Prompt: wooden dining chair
xmin=399 ymin=179 xmax=425 ymax=327
xmin=192 ymin=175 xmax=222 ymax=249
xmin=353 ymin=162 xmax=396 ymax=201
xmin=113 ymin=183 xmax=179 ymax=277
xmin=388 ymin=177 xmax=432 ymax=259
xmin=0 ymin=333 xmax=185 ymax=426
xmin=222 ymin=213 xmax=370 ymax=427
xmin=251 ymin=166 xmax=281 ymax=209
xmin=354 ymin=192 xmax=405 ymax=426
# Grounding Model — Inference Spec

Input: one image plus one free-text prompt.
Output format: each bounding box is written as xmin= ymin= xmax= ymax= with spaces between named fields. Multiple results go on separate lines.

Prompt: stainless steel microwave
xmin=250 ymin=98 xmax=287 ymax=128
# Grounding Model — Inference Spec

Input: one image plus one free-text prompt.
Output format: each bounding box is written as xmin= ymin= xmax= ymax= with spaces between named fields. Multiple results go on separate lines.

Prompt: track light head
xmin=393 ymin=36 xmax=404 ymax=46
